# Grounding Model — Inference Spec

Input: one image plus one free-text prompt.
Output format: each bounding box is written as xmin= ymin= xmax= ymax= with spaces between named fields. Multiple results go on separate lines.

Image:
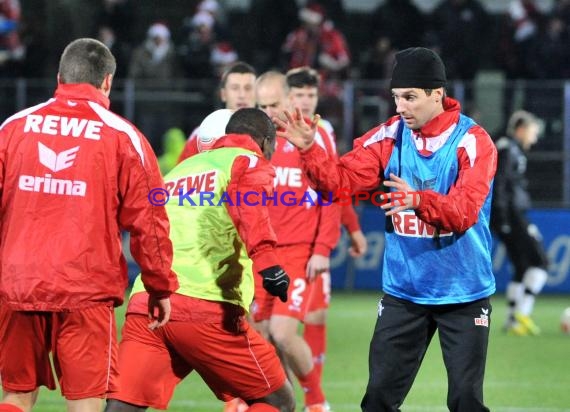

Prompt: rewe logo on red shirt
xmin=274 ymin=167 xmax=303 ymax=188
xmin=165 ymin=170 xmax=217 ymax=195
xmin=24 ymin=114 xmax=103 ymax=140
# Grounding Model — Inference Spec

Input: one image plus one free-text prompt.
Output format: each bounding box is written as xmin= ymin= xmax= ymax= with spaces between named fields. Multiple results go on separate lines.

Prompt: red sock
xmin=298 ymin=367 xmax=325 ymax=406
xmin=304 ymin=323 xmax=326 ymax=380
xmin=247 ymin=403 xmax=279 ymax=412
xmin=0 ymin=404 xmax=25 ymax=412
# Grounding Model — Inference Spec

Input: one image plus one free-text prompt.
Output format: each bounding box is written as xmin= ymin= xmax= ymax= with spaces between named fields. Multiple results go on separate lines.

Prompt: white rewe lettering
xmin=391 ymin=211 xmax=453 ymax=238
xmin=18 ymin=174 xmax=87 ymax=197
xmin=24 ymin=115 xmax=102 ymax=140
xmin=60 ymin=117 xmax=88 ymax=137
xmin=274 ymin=167 xmax=302 ymax=188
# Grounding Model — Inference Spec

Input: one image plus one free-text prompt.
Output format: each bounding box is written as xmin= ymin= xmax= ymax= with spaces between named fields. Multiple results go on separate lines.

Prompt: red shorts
xmin=251 ymin=245 xmax=316 ymax=322
xmin=110 ymin=298 xmax=287 ymax=410
xmin=0 ymin=304 xmax=118 ymax=400
xmin=307 ymin=271 xmax=331 ymax=312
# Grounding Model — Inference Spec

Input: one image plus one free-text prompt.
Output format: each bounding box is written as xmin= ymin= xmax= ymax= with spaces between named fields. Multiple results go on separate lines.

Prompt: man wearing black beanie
xmin=277 ymin=46 xmax=497 ymax=412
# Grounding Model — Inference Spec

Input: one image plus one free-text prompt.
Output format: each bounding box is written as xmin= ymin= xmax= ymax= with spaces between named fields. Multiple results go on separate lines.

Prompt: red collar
xmin=212 ymin=133 xmax=264 ymax=156
xmin=54 ymin=83 xmax=111 ymax=109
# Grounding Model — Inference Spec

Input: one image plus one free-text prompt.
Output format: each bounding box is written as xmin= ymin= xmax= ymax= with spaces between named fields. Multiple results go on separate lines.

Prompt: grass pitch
xmin=33 ymin=293 xmax=570 ymax=411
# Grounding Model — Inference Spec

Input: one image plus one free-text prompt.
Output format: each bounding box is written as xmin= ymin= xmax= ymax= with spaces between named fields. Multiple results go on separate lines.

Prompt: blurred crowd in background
xmin=1 ymin=0 xmax=569 ymax=208
xmin=2 ymin=0 xmax=570 ymax=83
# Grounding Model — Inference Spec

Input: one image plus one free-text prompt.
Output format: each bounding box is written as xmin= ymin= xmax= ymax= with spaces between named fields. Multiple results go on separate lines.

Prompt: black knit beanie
xmin=390 ymin=47 xmax=447 ymax=89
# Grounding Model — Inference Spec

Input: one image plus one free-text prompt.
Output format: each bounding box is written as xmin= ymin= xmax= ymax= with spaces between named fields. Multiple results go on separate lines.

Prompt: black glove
xmin=260 ymin=265 xmax=290 ymax=302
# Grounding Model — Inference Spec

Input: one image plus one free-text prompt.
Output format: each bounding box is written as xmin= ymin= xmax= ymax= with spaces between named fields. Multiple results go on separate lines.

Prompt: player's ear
xmin=100 ymin=73 xmax=113 ymax=96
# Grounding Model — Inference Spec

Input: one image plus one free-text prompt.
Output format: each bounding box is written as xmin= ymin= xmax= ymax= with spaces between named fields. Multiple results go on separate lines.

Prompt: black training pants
xmin=361 ymin=294 xmax=491 ymax=412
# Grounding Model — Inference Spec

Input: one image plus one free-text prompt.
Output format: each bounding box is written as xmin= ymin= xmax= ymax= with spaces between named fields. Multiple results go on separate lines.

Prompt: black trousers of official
xmin=361 ymin=294 xmax=492 ymax=412
xmin=494 ymin=210 xmax=548 ymax=281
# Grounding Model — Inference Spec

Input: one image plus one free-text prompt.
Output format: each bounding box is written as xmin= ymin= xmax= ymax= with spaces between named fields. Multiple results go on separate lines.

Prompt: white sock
xmin=506 ymin=282 xmax=524 ymax=320
xmin=523 ymin=267 xmax=548 ymax=295
xmin=518 ymin=267 xmax=548 ymax=316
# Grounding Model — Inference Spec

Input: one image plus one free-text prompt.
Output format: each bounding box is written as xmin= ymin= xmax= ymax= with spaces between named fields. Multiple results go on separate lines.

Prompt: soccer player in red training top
xmin=105 ymin=108 xmax=294 ymax=412
xmin=285 ymin=66 xmax=368 ymax=391
xmin=178 ymin=61 xmax=257 ymax=162
xmin=0 ymin=38 xmax=178 ymax=412
xmin=255 ymin=70 xmax=340 ymax=412
xmin=278 ymin=47 xmax=497 ymax=412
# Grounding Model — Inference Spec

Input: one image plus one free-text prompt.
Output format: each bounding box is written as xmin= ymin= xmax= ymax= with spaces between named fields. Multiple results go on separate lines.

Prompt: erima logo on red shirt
xmin=18 ymin=142 xmax=87 ymax=197
xmin=38 ymin=142 xmax=79 ymax=172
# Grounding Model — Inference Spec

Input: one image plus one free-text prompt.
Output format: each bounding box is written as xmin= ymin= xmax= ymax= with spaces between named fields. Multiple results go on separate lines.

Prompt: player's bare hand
xmin=148 ymin=295 xmax=171 ymax=330
xmin=306 ymin=254 xmax=330 ymax=282
xmin=348 ymin=230 xmax=368 ymax=258
xmin=274 ymin=108 xmax=319 ymax=150
xmin=381 ymin=173 xmax=421 ymax=216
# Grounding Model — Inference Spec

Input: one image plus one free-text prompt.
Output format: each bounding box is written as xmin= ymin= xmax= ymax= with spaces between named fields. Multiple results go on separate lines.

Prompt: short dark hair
xmin=286 ymin=66 xmax=320 ymax=89
xmin=220 ymin=61 xmax=256 ymax=88
xmin=226 ymin=108 xmax=276 ymax=147
xmin=58 ymin=38 xmax=116 ymax=87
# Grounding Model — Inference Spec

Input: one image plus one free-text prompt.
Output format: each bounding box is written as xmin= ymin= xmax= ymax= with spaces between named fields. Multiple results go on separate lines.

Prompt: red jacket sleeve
xmin=300 ymin=123 xmax=497 ymax=234
xmin=341 ymin=204 xmax=361 ymax=233
xmin=300 ymin=125 xmax=394 ymax=194
xmin=312 ymin=126 xmax=342 ymax=256
xmin=118 ymin=130 xmax=179 ymax=298
xmin=415 ymin=125 xmax=497 ymax=233
xmin=226 ymin=154 xmax=280 ymax=275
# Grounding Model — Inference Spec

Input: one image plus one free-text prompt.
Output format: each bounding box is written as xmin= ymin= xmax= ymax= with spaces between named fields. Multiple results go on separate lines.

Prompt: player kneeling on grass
xmin=105 ymin=108 xmax=295 ymax=412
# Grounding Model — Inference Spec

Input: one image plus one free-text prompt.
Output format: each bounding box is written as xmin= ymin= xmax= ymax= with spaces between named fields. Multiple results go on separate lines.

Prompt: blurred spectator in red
xmin=0 ymin=0 xmax=24 ymax=76
xmin=315 ymin=0 xmax=346 ymax=31
xmin=281 ymin=2 xmax=350 ymax=86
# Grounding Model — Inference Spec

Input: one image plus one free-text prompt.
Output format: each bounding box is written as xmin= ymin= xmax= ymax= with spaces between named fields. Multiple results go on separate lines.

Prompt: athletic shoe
xmin=514 ymin=313 xmax=541 ymax=336
xmin=506 ymin=321 xmax=530 ymax=336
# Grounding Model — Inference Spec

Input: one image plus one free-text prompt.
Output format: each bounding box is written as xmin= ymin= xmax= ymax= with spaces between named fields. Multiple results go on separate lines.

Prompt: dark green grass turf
xmin=32 ymin=293 xmax=570 ymax=411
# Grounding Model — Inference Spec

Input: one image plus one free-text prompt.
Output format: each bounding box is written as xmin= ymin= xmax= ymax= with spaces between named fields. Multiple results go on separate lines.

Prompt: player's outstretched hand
xmin=260 ymin=265 xmax=290 ymax=302
xmin=274 ymin=108 xmax=319 ymax=150
xmin=148 ymin=295 xmax=172 ymax=330
xmin=381 ymin=173 xmax=421 ymax=216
